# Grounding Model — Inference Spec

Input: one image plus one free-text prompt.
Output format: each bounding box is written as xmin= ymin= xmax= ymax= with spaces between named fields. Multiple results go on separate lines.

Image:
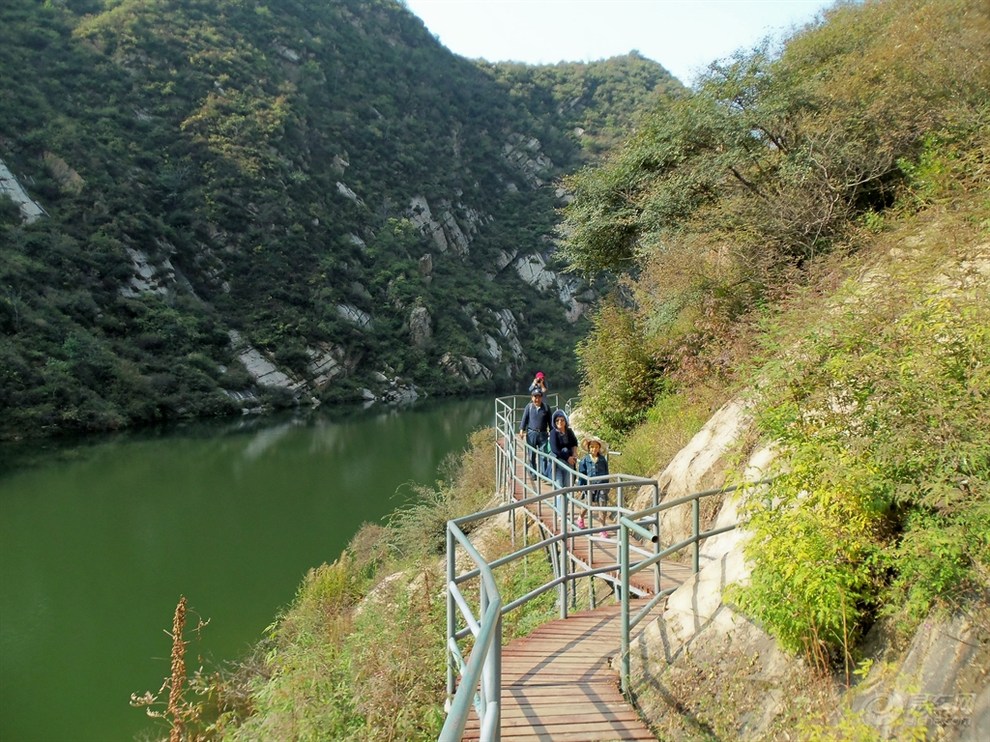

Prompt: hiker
xmin=518 ymin=388 xmax=551 ymax=480
xmin=578 ymin=435 xmax=610 ymax=520
xmin=528 ymin=371 xmax=548 ymax=396
xmin=549 ymin=409 xmax=578 ymax=490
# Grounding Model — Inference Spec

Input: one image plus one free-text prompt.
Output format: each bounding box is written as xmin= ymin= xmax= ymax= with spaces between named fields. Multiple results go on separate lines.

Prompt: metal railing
xmin=439 ymin=394 xmax=758 ymax=741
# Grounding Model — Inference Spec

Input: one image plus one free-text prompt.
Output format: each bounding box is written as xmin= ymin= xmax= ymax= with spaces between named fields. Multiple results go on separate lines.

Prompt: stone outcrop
xmin=408 ymin=305 xmax=432 ymax=347
xmin=407 ymin=195 xmax=488 ymax=256
xmin=335 ymin=181 xmax=363 ymax=205
xmin=502 ymin=133 xmax=554 ymax=188
xmin=230 ymin=330 xmax=306 ymax=392
xmin=120 ymin=246 xmax=176 ymax=298
xmin=512 ymin=250 xmax=594 ymax=322
xmin=336 ymin=303 xmax=372 ymax=328
xmin=306 ymin=343 xmax=345 ymax=387
xmin=632 ymin=397 xmax=756 ymax=547
xmin=852 ymin=607 xmax=990 ymax=740
xmin=0 ymin=158 xmax=46 ymax=223
xmin=628 ymin=394 xmax=989 ymax=740
xmin=438 ymin=352 xmax=492 ymax=382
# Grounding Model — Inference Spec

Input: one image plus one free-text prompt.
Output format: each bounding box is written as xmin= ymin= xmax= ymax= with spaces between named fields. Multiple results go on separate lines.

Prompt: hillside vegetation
xmin=0 ymin=0 xmax=679 ymax=440
xmin=563 ymin=0 xmax=990 ymax=726
xmin=135 ymin=0 xmax=988 ymax=739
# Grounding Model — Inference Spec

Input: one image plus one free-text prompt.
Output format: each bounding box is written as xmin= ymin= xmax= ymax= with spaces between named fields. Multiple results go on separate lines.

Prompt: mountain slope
xmin=0 ymin=0 xmax=681 ymax=439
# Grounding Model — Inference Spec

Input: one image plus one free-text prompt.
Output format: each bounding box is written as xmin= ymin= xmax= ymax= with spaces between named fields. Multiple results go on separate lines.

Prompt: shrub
xmin=735 ymin=225 xmax=990 ymax=666
xmin=612 ymin=389 xmax=719 ymax=478
xmin=575 ymin=301 xmax=668 ymax=439
xmin=388 ymin=427 xmax=496 ymax=557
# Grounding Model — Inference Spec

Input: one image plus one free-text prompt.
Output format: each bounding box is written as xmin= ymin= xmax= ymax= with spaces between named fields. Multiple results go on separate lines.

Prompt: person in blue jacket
xmin=549 ymin=409 xmax=578 ymax=489
xmin=578 ymin=435 xmax=610 ymax=519
xmin=518 ymin=388 xmax=551 ymax=479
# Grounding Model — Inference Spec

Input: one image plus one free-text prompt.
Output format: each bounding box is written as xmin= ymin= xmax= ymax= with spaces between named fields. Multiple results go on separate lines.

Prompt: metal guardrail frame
xmin=439 ymin=395 xmax=761 ymax=741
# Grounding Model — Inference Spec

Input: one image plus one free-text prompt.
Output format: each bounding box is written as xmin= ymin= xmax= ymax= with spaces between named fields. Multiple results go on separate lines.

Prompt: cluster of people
xmin=517 ymin=371 xmax=610 ymax=510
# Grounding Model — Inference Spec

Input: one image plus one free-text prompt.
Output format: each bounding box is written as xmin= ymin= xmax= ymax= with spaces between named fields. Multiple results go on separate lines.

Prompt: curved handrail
xmin=440 ymin=395 xmax=759 ymax=741
xmin=440 ymin=522 xmax=502 ymax=742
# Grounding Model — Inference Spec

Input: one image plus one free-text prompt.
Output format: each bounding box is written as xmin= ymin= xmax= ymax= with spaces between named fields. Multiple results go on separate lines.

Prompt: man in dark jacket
xmin=518 ymin=389 xmax=551 ymax=479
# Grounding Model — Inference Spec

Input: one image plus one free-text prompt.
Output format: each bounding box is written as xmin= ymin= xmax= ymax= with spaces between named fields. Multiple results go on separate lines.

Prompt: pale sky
xmin=402 ymin=0 xmax=840 ymax=86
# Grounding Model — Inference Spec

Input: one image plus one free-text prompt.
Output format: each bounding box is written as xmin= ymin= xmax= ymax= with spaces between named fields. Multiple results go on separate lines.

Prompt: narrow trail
xmin=458 ymin=440 xmax=686 ymax=740
xmin=461 ymin=604 xmax=658 ymax=741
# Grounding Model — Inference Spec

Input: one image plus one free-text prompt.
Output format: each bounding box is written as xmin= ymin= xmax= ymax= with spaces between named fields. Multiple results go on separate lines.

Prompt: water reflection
xmin=0 ymin=395 xmax=493 ymax=742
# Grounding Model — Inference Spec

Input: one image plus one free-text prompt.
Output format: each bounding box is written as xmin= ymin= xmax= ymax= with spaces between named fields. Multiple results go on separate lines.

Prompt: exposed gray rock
xmin=460 ymin=355 xmax=491 ymax=380
xmin=409 ymin=305 xmax=432 ymax=347
xmin=851 ymin=607 xmax=990 ymax=740
xmin=336 ymin=303 xmax=372 ymax=327
xmin=418 ymin=253 xmax=433 ymax=279
xmin=331 ymin=154 xmax=349 ymax=175
xmin=335 ymin=181 xmax=363 ymax=205
xmin=493 ymin=249 xmax=516 ymax=272
xmin=407 ymin=195 xmax=488 ymax=256
xmin=512 ymin=251 xmax=593 ymax=322
xmin=120 ymin=246 xmax=176 ymax=298
xmin=513 ymin=252 xmax=556 ymax=291
xmin=381 ymin=382 xmax=419 ymax=404
xmin=0 ymin=158 xmax=46 ymax=223
xmin=438 ymin=352 xmax=492 ymax=382
xmin=633 ymin=397 xmax=756 ymax=547
xmin=229 ymin=330 xmax=304 ymax=391
xmin=629 ymin=388 xmax=988 ymax=741
xmin=483 ymin=334 xmax=502 ymax=362
xmin=272 ymin=42 xmax=300 ymax=63
xmin=306 ymin=343 xmax=344 ymax=387
xmin=502 ymin=133 xmax=554 ymax=187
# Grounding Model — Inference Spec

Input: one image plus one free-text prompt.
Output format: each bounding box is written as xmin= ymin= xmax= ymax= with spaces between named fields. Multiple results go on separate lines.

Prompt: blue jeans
xmin=525 ymin=430 xmax=547 ymax=477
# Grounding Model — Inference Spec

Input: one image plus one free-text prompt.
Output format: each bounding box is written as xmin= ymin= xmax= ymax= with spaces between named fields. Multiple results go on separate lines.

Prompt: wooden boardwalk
xmin=509 ymin=441 xmax=693 ymax=597
xmin=461 ymin=604 xmax=657 ymax=741
xmin=457 ymin=442 xmax=692 ymax=739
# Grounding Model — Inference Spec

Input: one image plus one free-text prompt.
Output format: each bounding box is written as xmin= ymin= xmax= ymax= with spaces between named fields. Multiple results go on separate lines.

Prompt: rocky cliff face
xmin=629 ymin=377 xmax=988 ymax=737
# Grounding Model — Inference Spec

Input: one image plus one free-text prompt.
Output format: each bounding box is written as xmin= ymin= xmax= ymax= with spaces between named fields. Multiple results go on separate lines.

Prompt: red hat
xmin=536 ymin=371 xmax=544 ymax=379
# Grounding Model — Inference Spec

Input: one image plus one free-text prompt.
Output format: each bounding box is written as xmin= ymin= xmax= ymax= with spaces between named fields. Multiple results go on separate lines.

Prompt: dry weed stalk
xmin=167 ymin=595 xmax=188 ymax=742
xmin=130 ymin=595 xmax=206 ymax=741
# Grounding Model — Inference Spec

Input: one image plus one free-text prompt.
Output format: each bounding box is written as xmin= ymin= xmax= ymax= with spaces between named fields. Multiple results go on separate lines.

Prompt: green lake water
xmin=0 ymin=396 xmax=493 ymax=741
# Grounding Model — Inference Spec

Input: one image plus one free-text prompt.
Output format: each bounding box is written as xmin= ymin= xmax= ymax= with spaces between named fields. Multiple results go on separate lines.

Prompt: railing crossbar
xmin=441 ymin=395 xmax=760 ymax=741
xmin=448 ymin=581 xmax=481 ymax=638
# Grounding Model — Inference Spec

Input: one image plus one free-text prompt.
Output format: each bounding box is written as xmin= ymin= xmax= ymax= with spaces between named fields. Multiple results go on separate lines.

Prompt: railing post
xmin=692 ymin=497 xmax=701 ymax=574
xmin=560 ymin=491 xmax=569 ymax=619
xmin=508 ymin=434 xmax=516 ymax=549
xmin=491 ymin=612 xmax=502 ymax=742
xmin=446 ymin=524 xmax=455 ymax=704
xmin=653 ymin=483 xmax=661 ymax=595
xmin=620 ymin=518 xmax=631 ymax=696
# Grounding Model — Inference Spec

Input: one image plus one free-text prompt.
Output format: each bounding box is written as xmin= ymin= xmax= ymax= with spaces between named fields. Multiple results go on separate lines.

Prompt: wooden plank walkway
xmin=457 ymin=440 xmax=690 ymax=739
xmin=461 ymin=604 xmax=657 ymax=740
xmin=508 ymin=440 xmax=693 ymax=597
